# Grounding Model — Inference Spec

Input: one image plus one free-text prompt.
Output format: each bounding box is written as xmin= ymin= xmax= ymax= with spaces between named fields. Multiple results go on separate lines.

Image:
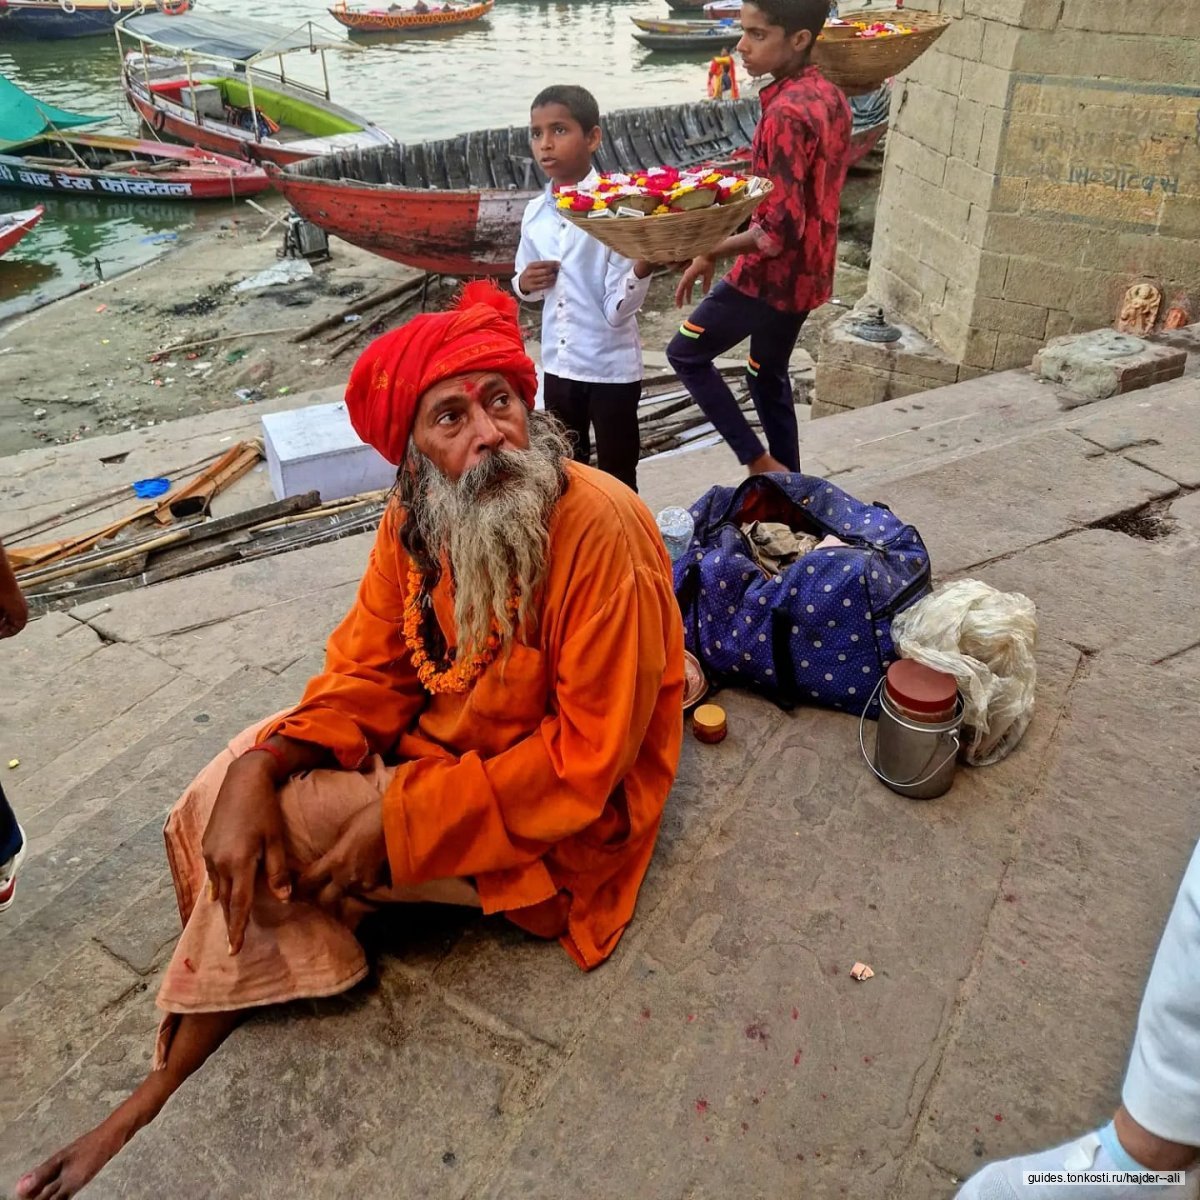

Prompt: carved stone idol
xmin=1116 ymin=282 xmax=1162 ymax=336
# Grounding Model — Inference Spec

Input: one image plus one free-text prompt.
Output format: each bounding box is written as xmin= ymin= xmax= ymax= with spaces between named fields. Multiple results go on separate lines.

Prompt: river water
xmin=0 ymin=0 xmax=718 ymax=319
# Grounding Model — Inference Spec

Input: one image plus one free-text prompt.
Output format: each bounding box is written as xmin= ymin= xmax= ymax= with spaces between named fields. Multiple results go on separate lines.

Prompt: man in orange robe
xmin=18 ymin=283 xmax=685 ymax=1200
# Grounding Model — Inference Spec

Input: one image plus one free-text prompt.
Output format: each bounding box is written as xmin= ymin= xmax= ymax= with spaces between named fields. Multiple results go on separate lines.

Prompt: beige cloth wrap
xmin=153 ymin=717 xmax=479 ymax=1069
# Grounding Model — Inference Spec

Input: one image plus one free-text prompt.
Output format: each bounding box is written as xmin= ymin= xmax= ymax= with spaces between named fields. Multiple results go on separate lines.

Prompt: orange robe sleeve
xmin=381 ymin=550 xmax=676 ymax=897
xmin=258 ymin=506 xmax=426 ymax=768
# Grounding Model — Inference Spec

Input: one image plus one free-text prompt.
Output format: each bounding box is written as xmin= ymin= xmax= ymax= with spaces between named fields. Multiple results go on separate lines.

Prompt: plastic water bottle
xmin=656 ymin=506 xmax=695 ymax=563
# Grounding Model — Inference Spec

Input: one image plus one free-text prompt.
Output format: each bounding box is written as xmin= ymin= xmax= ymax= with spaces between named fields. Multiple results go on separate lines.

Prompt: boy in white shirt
xmin=513 ymin=85 xmax=652 ymax=492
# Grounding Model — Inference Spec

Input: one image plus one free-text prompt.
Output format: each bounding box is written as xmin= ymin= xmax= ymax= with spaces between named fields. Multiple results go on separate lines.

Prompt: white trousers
xmin=1123 ymin=840 xmax=1200 ymax=1145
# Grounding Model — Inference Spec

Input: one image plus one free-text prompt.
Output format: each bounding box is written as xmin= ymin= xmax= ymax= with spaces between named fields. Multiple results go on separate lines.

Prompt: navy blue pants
xmin=0 ymin=781 xmax=20 ymax=864
xmin=667 ymin=281 xmax=807 ymax=470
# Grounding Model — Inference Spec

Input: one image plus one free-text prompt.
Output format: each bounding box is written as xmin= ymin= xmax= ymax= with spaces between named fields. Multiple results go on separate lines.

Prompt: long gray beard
xmin=406 ymin=412 xmax=570 ymax=659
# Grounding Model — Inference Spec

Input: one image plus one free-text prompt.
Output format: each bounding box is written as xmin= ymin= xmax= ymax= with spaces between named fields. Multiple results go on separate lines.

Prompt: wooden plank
xmin=465 ymin=129 xmax=491 ymax=188
xmin=401 ymin=142 xmax=426 ymax=188
xmin=444 ymin=134 xmax=469 ymax=190
xmin=646 ymin=107 xmax=677 ymax=166
xmin=628 ymin=110 xmax=657 ymax=170
xmin=606 ymin=110 xmax=637 ymax=173
xmin=410 ymin=141 xmax=435 ymax=189
xmin=486 ymin=126 xmax=516 ymax=189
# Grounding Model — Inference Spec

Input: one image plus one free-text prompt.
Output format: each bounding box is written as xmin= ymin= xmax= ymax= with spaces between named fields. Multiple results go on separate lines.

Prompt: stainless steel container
xmin=859 ymin=672 xmax=964 ymax=800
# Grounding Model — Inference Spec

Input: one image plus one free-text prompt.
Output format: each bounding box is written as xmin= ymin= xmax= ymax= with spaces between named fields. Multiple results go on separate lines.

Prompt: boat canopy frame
xmin=114 ymin=12 xmax=362 ymax=146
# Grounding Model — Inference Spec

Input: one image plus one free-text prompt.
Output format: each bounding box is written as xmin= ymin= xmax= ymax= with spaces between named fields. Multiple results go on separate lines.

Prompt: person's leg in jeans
xmin=957 ymin=841 xmax=1200 ymax=1199
xmin=746 ymin=309 xmax=807 ymax=473
xmin=667 ymin=282 xmax=786 ymax=473
xmin=588 ymin=379 xmax=642 ymax=492
xmin=542 ymin=372 xmax=591 ymax=466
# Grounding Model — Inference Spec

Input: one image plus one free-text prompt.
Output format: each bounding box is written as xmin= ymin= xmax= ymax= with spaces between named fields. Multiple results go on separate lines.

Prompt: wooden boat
xmin=664 ymin=0 xmax=710 ymax=11
xmin=634 ymin=26 xmax=740 ymax=51
xmin=703 ymin=0 xmax=741 ymax=17
xmin=328 ymin=0 xmax=494 ymax=33
xmin=116 ymin=11 xmax=396 ymax=166
xmin=631 ymin=16 xmax=735 ymax=34
xmin=267 ymin=93 xmax=890 ymax=277
xmin=0 ymin=132 xmax=272 ymax=201
xmin=0 ymin=205 xmax=44 ymax=256
xmin=0 ymin=0 xmax=145 ymax=40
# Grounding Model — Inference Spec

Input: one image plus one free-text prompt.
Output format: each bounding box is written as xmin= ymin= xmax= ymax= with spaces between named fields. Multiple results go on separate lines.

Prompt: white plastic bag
xmin=889 ymin=579 xmax=1037 ymax=766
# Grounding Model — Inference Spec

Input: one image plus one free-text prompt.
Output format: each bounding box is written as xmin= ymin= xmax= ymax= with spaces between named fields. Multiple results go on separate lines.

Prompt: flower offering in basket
xmin=556 ymin=167 xmax=772 ymax=264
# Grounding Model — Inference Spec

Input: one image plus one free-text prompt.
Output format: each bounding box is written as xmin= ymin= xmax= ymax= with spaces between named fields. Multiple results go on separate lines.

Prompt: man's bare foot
xmin=16 ymin=1118 xmax=129 ymax=1199
xmin=747 ymin=452 xmax=790 ymax=475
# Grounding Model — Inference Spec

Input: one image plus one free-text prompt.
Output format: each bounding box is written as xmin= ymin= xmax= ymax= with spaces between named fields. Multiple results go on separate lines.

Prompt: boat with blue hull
xmin=0 ymin=0 xmax=152 ymax=40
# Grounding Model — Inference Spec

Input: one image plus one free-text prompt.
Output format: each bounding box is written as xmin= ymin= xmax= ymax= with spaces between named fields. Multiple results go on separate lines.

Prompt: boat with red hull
xmin=268 ymin=94 xmax=888 ymax=278
xmin=116 ymin=11 xmax=395 ymax=167
xmin=0 ymin=205 xmax=44 ymax=257
xmin=0 ymin=132 xmax=271 ymax=201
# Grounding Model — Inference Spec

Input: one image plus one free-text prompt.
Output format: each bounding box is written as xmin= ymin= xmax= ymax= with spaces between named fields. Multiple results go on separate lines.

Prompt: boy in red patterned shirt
xmin=667 ymin=0 xmax=851 ymax=474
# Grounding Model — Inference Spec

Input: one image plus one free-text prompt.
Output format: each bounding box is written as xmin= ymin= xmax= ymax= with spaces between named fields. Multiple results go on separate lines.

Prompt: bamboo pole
xmin=148 ymin=325 xmax=308 ymax=360
xmin=291 ymin=276 xmax=427 ymax=344
xmin=153 ymin=440 xmax=262 ymax=524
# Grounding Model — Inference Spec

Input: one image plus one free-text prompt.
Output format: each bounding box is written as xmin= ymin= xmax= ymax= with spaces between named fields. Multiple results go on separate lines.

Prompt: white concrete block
xmin=261 ymin=402 xmax=396 ymax=502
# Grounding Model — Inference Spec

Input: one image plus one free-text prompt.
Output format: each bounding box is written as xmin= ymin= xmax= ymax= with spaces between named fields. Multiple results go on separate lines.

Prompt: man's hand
xmin=675 ymin=255 xmax=716 ymax=308
xmin=0 ymin=576 xmax=28 ymax=639
xmin=202 ymin=753 xmax=292 ymax=954
xmin=518 ymin=260 xmax=560 ymax=295
xmin=297 ymin=802 xmax=389 ymax=919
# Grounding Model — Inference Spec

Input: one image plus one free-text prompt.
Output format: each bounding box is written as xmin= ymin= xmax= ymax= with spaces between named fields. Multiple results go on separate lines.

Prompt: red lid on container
xmin=885 ymin=659 xmax=957 ymax=714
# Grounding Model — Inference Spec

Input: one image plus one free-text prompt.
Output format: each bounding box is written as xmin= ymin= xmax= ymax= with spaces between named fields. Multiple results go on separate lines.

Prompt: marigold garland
xmin=403 ymin=564 xmax=517 ymax=694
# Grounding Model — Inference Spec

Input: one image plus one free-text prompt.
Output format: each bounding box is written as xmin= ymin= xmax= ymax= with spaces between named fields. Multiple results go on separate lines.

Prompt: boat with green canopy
xmin=0 ymin=72 xmax=272 ymax=200
xmin=116 ymin=10 xmax=396 ymax=166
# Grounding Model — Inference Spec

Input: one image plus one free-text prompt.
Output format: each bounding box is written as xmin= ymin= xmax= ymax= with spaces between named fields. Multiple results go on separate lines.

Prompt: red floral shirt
xmin=726 ymin=66 xmax=852 ymax=314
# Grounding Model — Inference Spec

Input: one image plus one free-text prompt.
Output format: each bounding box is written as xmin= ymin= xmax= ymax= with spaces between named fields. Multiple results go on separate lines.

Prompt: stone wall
xmin=866 ymin=0 xmax=1200 ymax=374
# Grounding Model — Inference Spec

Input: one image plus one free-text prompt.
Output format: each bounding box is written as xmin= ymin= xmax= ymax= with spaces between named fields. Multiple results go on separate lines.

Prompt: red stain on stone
xmin=793 ymin=1051 xmax=803 ymax=1066
xmin=863 ymin=1056 xmax=872 ymax=1065
xmin=695 ymin=1099 xmax=709 ymax=1115
xmin=792 ymin=1007 xmax=799 ymax=1020
xmin=1018 ymin=959 xmax=1028 ymax=966
xmin=745 ymin=1022 xmax=770 ymax=1047
xmin=820 ymin=1093 xmax=827 ymax=1100
xmin=1003 ymin=893 xmax=1018 ymax=903
xmin=741 ymin=1121 xmax=749 ymax=1132
xmin=994 ymin=1113 xmax=1004 ymax=1123
xmin=687 ymin=1014 xmax=697 ymax=1022
xmin=797 ymin=1153 xmax=806 ymax=1162
xmin=640 ymin=1008 xmax=651 ymax=1020
xmin=974 ymin=1127 xmax=981 ymax=1134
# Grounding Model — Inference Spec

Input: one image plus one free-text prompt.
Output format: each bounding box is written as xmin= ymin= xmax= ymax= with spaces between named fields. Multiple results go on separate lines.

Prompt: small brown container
xmin=692 ymin=703 xmax=727 ymax=744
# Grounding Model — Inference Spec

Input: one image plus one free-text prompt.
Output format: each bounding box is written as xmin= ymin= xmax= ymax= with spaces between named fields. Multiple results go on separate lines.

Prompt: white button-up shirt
xmin=512 ymin=170 xmax=652 ymax=385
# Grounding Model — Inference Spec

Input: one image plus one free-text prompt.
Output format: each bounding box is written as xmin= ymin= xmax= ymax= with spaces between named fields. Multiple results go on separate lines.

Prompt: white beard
xmin=403 ymin=412 xmax=570 ymax=659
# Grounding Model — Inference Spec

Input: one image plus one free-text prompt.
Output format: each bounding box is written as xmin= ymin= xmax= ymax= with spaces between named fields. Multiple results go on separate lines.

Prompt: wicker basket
xmin=561 ymin=180 xmax=772 ymax=263
xmin=814 ymin=9 xmax=950 ymax=95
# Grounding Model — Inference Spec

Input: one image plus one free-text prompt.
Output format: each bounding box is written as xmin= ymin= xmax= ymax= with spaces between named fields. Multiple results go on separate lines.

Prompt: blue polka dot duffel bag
xmin=674 ymin=473 xmax=932 ymax=716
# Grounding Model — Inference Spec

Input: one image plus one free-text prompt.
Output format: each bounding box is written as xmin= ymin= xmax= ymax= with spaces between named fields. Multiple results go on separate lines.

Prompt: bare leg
xmin=747 ymin=452 xmax=789 ymax=475
xmin=1115 ymin=1104 xmax=1199 ymax=1172
xmin=17 ymin=1010 xmax=240 ymax=1200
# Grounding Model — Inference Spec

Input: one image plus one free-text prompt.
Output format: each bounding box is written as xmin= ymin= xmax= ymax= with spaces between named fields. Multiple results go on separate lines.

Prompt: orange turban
xmin=344 ymin=281 xmax=538 ymax=465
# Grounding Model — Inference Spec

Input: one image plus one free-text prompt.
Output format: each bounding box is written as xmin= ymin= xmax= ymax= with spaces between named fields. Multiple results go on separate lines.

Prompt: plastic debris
xmin=850 ymin=962 xmax=874 ymax=982
xmin=233 ymin=258 xmax=313 ymax=292
xmin=96 ymin=303 xmax=107 ymax=313
xmin=7 ymin=758 xmax=18 ymax=769
xmin=235 ymin=387 xmax=264 ymax=403
xmin=140 ymin=232 xmax=179 ymax=245
xmin=225 ymin=348 xmax=248 ymax=365
xmin=132 ymin=477 xmax=171 ymax=499
xmin=342 ymin=313 xmax=362 ymax=324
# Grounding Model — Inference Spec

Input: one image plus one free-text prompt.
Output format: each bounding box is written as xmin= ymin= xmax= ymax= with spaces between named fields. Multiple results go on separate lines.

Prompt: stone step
xmin=0 ymin=655 xmax=322 ymax=1011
